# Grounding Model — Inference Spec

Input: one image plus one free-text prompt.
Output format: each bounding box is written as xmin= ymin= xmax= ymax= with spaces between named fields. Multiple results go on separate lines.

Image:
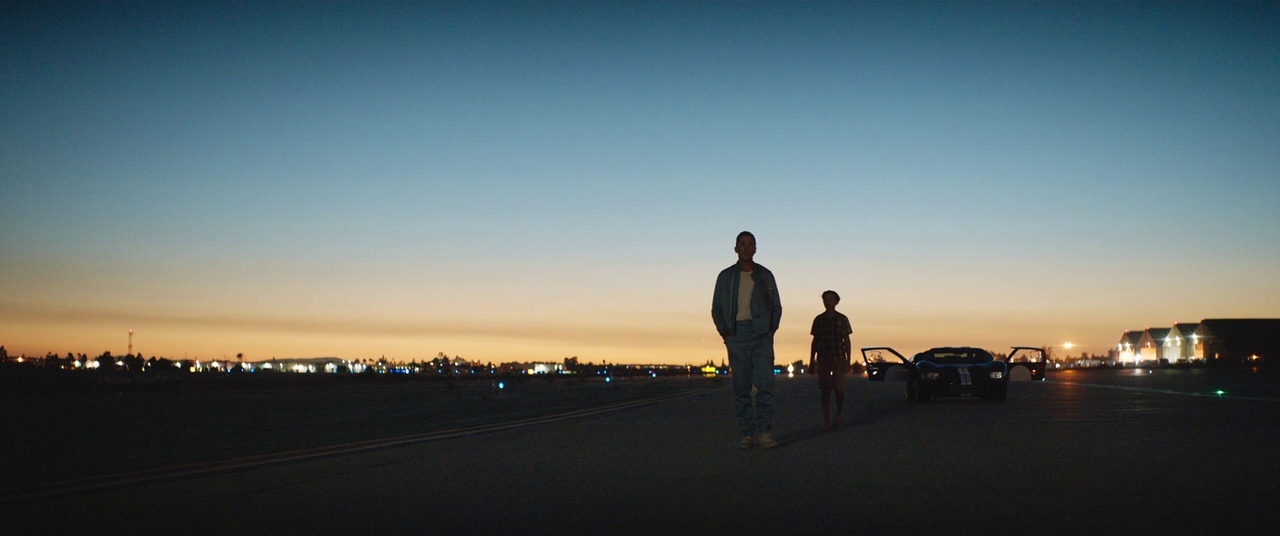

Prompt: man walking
xmin=712 ymin=231 xmax=782 ymax=449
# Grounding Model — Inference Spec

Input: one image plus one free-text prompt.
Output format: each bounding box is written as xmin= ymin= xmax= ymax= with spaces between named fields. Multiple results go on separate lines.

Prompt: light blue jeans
xmin=726 ymin=321 xmax=775 ymax=437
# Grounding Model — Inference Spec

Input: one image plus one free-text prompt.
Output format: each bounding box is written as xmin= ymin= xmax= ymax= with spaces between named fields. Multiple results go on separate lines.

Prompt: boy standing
xmin=809 ymin=290 xmax=852 ymax=431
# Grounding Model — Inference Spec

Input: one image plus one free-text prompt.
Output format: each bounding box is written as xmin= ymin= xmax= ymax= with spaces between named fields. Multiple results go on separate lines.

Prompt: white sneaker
xmin=739 ymin=435 xmax=757 ymax=449
xmin=756 ymin=433 xmax=777 ymax=449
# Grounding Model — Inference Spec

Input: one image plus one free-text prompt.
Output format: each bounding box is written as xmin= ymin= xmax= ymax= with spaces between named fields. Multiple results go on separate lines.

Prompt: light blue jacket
xmin=712 ymin=263 xmax=782 ymax=338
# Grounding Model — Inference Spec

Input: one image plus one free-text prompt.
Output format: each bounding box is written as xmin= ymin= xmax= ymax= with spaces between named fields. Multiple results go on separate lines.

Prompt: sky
xmin=2 ymin=1 xmax=1278 ymax=365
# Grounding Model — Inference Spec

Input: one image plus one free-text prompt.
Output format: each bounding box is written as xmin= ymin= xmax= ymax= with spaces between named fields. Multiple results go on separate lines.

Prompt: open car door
xmin=1006 ymin=346 xmax=1047 ymax=381
xmin=861 ymin=347 xmax=913 ymax=382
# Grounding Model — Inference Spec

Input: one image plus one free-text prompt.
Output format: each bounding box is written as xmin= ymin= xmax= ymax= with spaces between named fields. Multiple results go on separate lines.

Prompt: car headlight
xmin=924 ymin=372 xmax=940 ymax=380
xmin=989 ymin=371 xmax=1004 ymax=380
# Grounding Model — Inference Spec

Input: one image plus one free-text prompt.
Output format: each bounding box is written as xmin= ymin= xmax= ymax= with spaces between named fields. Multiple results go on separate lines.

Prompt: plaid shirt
xmin=810 ymin=311 xmax=852 ymax=363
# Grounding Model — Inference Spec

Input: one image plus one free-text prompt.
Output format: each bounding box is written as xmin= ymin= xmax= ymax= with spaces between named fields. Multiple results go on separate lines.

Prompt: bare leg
xmin=821 ymin=388 xmax=832 ymax=431
xmin=833 ymin=379 xmax=846 ymax=430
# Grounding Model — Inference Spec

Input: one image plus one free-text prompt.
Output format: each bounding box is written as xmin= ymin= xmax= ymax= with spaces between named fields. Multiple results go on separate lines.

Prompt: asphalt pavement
xmin=5 ymin=368 xmax=1280 ymax=535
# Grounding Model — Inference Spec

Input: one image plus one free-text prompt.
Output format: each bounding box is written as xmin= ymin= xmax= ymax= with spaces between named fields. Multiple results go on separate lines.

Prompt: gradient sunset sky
xmin=3 ymin=1 xmax=1278 ymax=365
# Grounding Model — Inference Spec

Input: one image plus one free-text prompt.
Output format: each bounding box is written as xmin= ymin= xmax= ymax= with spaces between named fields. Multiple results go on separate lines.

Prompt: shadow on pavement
xmin=774 ymin=427 xmax=826 ymax=447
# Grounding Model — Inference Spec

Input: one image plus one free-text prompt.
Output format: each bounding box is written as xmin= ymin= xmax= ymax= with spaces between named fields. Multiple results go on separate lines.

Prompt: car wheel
xmin=916 ymin=382 xmax=931 ymax=403
xmin=990 ymin=383 xmax=1007 ymax=403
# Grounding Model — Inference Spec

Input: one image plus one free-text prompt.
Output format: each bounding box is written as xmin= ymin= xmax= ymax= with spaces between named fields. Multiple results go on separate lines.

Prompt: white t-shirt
xmin=736 ymin=270 xmax=754 ymax=321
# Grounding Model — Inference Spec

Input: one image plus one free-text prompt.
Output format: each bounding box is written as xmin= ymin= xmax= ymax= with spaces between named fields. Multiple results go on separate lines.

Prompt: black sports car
xmin=861 ymin=346 xmax=1046 ymax=402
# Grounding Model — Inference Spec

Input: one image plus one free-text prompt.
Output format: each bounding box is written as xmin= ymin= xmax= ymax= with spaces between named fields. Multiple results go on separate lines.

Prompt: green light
xmin=1215 ymin=390 xmax=1226 ymax=396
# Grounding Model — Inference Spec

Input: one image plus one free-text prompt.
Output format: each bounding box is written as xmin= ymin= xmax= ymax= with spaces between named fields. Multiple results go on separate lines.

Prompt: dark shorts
xmin=815 ymin=363 xmax=846 ymax=390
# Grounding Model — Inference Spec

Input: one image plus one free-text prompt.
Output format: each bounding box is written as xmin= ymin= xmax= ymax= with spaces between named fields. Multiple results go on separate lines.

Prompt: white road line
xmin=1 ymin=386 xmax=720 ymax=504
xmin=1046 ymin=380 xmax=1280 ymax=403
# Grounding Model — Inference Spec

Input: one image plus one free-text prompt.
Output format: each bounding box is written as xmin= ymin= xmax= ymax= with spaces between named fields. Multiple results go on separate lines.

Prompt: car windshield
xmin=915 ymin=348 xmax=994 ymax=364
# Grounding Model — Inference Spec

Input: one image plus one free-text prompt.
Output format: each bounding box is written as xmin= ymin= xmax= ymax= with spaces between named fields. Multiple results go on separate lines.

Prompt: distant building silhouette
xmin=1117 ymin=330 xmax=1145 ymax=365
xmin=1168 ymin=322 xmax=1201 ymax=363
xmin=1118 ymin=319 xmax=1279 ymax=366
xmin=1139 ymin=327 xmax=1173 ymax=363
xmin=1194 ymin=319 xmax=1280 ymax=365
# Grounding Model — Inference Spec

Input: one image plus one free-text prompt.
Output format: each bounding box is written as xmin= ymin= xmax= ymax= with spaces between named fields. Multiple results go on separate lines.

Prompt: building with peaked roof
xmin=1193 ymin=319 xmax=1280 ymax=365
xmin=1138 ymin=328 xmax=1172 ymax=364
xmin=1117 ymin=330 xmax=1145 ymax=365
xmin=1167 ymin=322 xmax=1201 ymax=363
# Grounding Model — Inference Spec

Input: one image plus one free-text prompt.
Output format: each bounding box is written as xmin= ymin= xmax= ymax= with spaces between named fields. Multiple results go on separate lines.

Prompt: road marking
xmin=1046 ymin=380 xmax=1280 ymax=403
xmin=0 ymin=386 xmax=720 ymax=504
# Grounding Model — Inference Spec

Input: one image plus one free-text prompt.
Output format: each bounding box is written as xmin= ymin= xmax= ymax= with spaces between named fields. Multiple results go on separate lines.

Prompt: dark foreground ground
xmin=4 ymin=367 xmax=1280 ymax=534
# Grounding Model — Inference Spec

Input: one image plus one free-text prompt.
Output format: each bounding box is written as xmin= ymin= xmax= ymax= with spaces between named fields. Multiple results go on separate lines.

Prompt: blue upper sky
xmin=3 ymin=1 xmax=1277 ymax=362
